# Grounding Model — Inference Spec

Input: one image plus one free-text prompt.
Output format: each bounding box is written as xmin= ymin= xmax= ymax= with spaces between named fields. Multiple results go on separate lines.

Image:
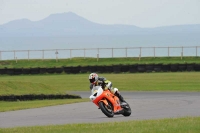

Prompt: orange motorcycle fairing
xmin=92 ymin=90 xmax=123 ymax=113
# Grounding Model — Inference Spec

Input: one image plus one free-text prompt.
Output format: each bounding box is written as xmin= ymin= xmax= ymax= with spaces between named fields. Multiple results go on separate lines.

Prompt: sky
xmin=0 ymin=0 xmax=200 ymax=28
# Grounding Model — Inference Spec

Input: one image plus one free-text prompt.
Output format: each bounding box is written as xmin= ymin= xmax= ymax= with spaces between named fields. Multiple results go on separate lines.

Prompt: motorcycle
xmin=89 ymin=86 xmax=131 ymax=117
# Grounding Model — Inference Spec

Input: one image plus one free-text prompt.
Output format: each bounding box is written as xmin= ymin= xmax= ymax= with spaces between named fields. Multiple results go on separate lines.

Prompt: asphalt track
xmin=0 ymin=92 xmax=200 ymax=128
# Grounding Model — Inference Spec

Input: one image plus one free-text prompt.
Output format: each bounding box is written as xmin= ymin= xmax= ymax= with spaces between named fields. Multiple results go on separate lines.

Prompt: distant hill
xmin=0 ymin=12 xmax=200 ymax=37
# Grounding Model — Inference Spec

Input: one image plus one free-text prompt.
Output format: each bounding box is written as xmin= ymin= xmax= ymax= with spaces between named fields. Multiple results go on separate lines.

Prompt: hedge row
xmin=0 ymin=94 xmax=81 ymax=101
xmin=0 ymin=63 xmax=200 ymax=75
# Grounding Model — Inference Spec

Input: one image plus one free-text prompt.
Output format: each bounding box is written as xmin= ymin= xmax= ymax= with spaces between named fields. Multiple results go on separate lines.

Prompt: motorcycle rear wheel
xmin=99 ymin=101 xmax=114 ymax=117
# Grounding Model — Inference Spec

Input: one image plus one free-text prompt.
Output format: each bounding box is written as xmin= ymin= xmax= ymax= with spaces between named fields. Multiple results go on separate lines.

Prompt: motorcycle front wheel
xmin=122 ymin=103 xmax=132 ymax=117
xmin=99 ymin=101 xmax=114 ymax=117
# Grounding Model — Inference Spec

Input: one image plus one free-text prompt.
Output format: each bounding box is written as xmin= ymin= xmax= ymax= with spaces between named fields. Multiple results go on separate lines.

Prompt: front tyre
xmin=99 ymin=101 xmax=114 ymax=118
xmin=122 ymin=103 xmax=132 ymax=117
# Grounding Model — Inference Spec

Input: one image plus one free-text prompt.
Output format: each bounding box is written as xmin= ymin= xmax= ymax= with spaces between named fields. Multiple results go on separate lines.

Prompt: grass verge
xmin=0 ymin=99 xmax=89 ymax=112
xmin=0 ymin=117 xmax=200 ymax=133
xmin=0 ymin=72 xmax=200 ymax=95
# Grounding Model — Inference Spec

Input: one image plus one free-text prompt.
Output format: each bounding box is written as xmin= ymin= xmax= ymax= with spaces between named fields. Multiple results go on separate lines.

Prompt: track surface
xmin=0 ymin=92 xmax=200 ymax=128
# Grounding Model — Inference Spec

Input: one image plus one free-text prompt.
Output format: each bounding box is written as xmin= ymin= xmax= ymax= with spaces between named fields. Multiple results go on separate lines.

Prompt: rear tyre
xmin=99 ymin=101 xmax=114 ymax=117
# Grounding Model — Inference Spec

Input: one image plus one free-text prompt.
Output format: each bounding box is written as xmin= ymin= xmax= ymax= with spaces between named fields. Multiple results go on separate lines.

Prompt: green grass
xmin=0 ymin=117 xmax=200 ymax=133
xmin=0 ymin=99 xmax=89 ymax=112
xmin=0 ymin=57 xmax=200 ymax=68
xmin=0 ymin=73 xmax=200 ymax=95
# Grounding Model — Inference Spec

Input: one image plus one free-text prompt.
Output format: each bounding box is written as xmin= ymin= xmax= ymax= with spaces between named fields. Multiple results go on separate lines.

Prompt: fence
xmin=0 ymin=46 xmax=200 ymax=60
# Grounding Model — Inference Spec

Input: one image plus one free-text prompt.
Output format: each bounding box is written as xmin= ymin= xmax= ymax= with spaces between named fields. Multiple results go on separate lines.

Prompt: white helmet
xmin=89 ymin=73 xmax=98 ymax=84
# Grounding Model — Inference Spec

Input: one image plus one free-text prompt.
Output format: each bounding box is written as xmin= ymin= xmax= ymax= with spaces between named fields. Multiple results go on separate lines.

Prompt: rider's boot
xmin=115 ymin=91 xmax=127 ymax=106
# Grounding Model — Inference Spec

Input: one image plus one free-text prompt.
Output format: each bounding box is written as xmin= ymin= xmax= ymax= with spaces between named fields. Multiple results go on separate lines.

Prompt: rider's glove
xmin=105 ymin=82 xmax=111 ymax=90
xmin=104 ymin=86 xmax=109 ymax=90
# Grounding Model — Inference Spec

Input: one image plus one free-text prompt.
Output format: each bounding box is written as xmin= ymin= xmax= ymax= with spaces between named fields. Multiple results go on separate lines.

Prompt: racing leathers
xmin=89 ymin=77 xmax=126 ymax=103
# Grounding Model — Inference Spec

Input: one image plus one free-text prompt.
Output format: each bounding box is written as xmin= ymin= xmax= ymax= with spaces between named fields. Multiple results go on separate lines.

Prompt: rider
xmin=88 ymin=72 xmax=126 ymax=104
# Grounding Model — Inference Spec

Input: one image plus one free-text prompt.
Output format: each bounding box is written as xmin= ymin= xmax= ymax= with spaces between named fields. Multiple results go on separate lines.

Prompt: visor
xmin=89 ymin=78 xmax=95 ymax=83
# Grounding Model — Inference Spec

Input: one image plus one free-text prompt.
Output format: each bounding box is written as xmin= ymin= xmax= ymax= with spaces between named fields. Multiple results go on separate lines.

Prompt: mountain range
xmin=1 ymin=12 xmax=200 ymax=37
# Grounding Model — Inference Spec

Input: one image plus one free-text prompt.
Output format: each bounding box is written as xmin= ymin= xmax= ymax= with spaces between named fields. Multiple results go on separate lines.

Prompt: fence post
xmin=84 ymin=48 xmax=85 ymax=59
xmin=70 ymin=49 xmax=72 ymax=60
xmin=97 ymin=54 xmax=99 ymax=62
xmin=181 ymin=47 xmax=183 ymax=60
xmin=55 ymin=50 xmax=58 ymax=62
xmin=139 ymin=54 xmax=141 ymax=61
xmin=196 ymin=46 xmax=198 ymax=57
xmin=13 ymin=50 xmax=15 ymax=60
xmin=154 ymin=47 xmax=155 ymax=58
xmin=28 ymin=50 xmax=29 ymax=61
xmin=168 ymin=47 xmax=170 ymax=57
xmin=42 ymin=50 xmax=44 ymax=60
xmin=0 ymin=51 xmax=1 ymax=60
xmin=125 ymin=47 xmax=127 ymax=57
xmin=112 ymin=48 xmax=113 ymax=58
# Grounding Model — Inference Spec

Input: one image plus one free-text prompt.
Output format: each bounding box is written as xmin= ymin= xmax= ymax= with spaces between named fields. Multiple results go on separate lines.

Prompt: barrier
xmin=162 ymin=64 xmax=171 ymax=72
xmin=154 ymin=64 xmax=162 ymax=72
xmin=186 ymin=63 xmax=195 ymax=71
xmin=23 ymin=68 xmax=31 ymax=74
xmin=129 ymin=64 xmax=138 ymax=73
xmin=194 ymin=64 xmax=200 ymax=71
xmin=138 ymin=64 xmax=146 ymax=72
xmin=39 ymin=68 xmax=46 ymax=74
xmin=0 ymin=63 xmax=200 ymax=75
xmin=146 ymin=64 xmax=154 ymax=72
xmin=30 ymin=68 xmax=40 ymax=74
xmin=170 ymin=64 xmax=179 ymax=72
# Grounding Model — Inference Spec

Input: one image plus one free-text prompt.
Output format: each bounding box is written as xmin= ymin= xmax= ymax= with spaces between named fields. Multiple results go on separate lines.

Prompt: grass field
xmin=0 ymin=72 xmax=200 ymax=95
xmin=0 ymin=117 xmax=200 ymax=133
